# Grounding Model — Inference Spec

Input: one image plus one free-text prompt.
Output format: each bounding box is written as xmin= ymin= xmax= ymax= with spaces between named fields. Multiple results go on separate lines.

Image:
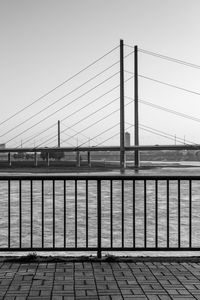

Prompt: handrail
xmin=0 ymin=174 xmax=200 ymax=180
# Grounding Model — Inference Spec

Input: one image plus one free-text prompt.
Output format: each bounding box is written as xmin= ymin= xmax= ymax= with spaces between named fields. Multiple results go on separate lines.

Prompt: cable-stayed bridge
xmin=1 ymin=40 xmax=200 ymax=168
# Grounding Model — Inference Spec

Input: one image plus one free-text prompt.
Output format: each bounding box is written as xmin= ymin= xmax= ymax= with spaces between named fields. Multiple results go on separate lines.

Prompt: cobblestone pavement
xmin=1 ymin=260 xmax=200 ymax=299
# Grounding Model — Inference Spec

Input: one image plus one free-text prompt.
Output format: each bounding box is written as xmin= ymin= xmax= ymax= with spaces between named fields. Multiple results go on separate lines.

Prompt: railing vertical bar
xmin=19 ymin=180 xmax=22 ymax=248
xmin=86 ymin=179 xmax=88 ymax=248
xmin=30 ymin=180 xmax=33 ymax=248
xmin=64 ymin=180 xmax=66 ymax=248
xmin=97 ymin=180 xmax=101 ymax=258
xmin=133 ymin=180 xmax=135 ymax=248
xmin=75 ymin=180 xmax=77 ymax=248
xmin=167 ymin=180 xmax=169 ymax=248
xmin=8 ymin=180 xmax=11 ymax=249
xmin=41 ymin=180 xmax=44 ymax=248
xmin=110 ymin=180 xmax=113 ymax=248
xmin=178 ymin=180 xmax=181 ymax=248
xmin=189 ymin=179 xmax=192 ymax=248
xmin=53 ymin=180 xmax=55 ymax=248
xmin=144 ymin=180 xmax=147 ymax=249
xmin=155 ymin=180 xmax=158 ymax=248
xmin=122 ymin=180 xmax=124 ymax=248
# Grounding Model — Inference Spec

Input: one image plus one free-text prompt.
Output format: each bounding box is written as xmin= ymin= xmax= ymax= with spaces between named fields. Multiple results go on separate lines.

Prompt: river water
xmin=1 ymin=161 xmax=200 ymax=257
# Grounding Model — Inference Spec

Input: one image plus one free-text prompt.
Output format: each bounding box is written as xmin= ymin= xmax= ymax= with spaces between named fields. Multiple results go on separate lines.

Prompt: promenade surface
xmin=0 ymin=257 xmax=200 ymax=300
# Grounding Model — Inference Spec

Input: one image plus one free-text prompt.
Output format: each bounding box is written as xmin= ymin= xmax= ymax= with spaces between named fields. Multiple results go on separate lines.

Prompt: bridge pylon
xmin=134 ymin=45 xmax=140 ymax=168
xmin=120 ymin=39 xmax=125 ymax=170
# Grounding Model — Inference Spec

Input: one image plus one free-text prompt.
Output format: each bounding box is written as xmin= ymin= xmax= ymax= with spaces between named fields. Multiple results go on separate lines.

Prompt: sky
xmin=1 ymin=0 xmax=200 ymax=147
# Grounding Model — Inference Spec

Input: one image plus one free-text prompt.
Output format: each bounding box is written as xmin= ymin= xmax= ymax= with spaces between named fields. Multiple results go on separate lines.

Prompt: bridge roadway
xmin=1 ymin=144 xmax=200 ymax=153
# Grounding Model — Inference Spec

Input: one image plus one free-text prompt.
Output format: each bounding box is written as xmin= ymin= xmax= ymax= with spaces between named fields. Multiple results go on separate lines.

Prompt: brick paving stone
xmin=159 ymin=296 xmax=172 ymax=300
xmin=98 ymin=289 xmax=122 ymax=295
xmin=147 ymin=296 xmax=161 ymax=300
xmin=2 ymin=260 xmax=200 ymax=299
xmin=170 ymin=297 xmax=196 ymax=299
xmin=131 ymin=289 xmax=144 ymax=295
xmin=29 ymin=290 xmax=40 ymax=296
xmin=40 ymin=290 xmax=52 ymax=296
xmin=75 ymin=285 xmax=96 ymax=291
xmin=75 ymin=290 xmax=86 ymax=297
xmin=76 ymin=297 xmax=98 ymax=300
xmin=52 ymin=291 xmax=74 ymax=296
xmin=120 ymin=288 xmax=134 ymax=295
xmin=192 ymin=296 xmax=200 ymax=300
xmin=86 ymin=289 xmax=98 ymax=296
xmin=123 ymin=296 xmax=148 ymax=300
xmin=27 ymin=297 xmax=50 ymax=300
xmin=110 ymin=296 xmax=123 ymax=300
xmin=64 ymin=285 xmax=74 ymax=291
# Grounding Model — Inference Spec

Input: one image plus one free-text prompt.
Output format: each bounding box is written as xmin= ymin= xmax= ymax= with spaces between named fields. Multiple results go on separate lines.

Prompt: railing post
xmin=97 ymin=179 xmax=102 ymax=258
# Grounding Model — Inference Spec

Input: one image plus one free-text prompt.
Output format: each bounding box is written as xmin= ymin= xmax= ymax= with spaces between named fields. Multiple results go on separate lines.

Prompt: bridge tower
xmin=120 ymin=39 xmax=125 ymax=169
xmin=120 ymin=41 xmax=140 ymax=169
xmin=134 ymin=45 xmax=140 ymax=167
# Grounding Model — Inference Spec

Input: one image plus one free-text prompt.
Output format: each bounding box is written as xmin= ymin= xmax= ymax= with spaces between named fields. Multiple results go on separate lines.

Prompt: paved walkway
xmin=0 ymin=259 xmax=200 ymax=299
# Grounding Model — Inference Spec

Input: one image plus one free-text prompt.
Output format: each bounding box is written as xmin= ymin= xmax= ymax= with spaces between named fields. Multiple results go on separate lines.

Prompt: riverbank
xmin=2 ymin=253 xmax=200 ymax=262
xmin=0 ymin=160 xmax=199 ymax=173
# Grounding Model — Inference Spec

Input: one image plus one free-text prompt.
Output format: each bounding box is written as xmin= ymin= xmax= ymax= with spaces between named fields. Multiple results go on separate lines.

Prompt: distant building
xmin=0 ymin=144 xmax=5 ymax=149
xmin=125 ymin=132 xmax=131 ymax=147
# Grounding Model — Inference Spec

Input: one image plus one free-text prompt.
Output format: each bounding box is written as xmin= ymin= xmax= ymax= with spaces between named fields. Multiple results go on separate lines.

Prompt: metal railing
xmin=0 ymin=174 xmax=200 ymax=257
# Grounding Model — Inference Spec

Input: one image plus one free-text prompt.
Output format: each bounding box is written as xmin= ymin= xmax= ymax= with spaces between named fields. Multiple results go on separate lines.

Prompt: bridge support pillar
xmin=8 ymin=152 xmax=11 ymax=167
xmin=34 ymin=152 xmax=38 ymax=167
xmin=46 ymin=152 xmax=50 ymax=167
xmin=76 ymin=151 xmax=80 ymax=167
xmin=87 ymin=151 xmax=91 ymax=167
xmin=124 ymin=152 xmax=126 ymax=168
xmin=135 ymin=150 xmax=140 ymax=168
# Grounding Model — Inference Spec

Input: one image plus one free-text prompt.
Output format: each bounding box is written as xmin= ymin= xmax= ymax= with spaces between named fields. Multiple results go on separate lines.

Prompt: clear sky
xmin=1 ymin=0 xmax=200 ymax=147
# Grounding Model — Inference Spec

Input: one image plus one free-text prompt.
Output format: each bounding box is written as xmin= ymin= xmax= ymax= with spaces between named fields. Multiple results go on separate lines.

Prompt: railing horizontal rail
xmin=0 ymin=174 xmax=199 ymax=257
xmin=1 ymin=175 xmax=200 ymax=180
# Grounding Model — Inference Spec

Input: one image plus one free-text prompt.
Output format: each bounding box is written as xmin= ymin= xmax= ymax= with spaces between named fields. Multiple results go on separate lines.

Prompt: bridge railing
xmin=0 ymin=174 xmax=200 ymax=257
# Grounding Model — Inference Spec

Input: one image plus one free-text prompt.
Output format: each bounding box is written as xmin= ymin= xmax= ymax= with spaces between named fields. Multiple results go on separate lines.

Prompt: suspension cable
xmin=125 ymin=70 xmax=200 ymax=97
xmin=24 ymin=76 xmax=133 ymax=147
xmin=0 ymin=45 xmax=119 ymax=127
xmin=41 ymin=100 xmax=133 ymax=148
xmin=138 ymin=48 xmax=200 ymax=69
xmin=125 ymin=96 xmax=200 ymax=124
xmin=2 ymin=71 xmax=119 ymax=139
xmin=5 ymin=71 xmax=120 ymax=144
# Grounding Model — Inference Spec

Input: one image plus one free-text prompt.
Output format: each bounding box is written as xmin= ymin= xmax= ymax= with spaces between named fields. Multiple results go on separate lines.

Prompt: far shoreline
xmin=0 ymin=161 xmax=199 ymax=174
